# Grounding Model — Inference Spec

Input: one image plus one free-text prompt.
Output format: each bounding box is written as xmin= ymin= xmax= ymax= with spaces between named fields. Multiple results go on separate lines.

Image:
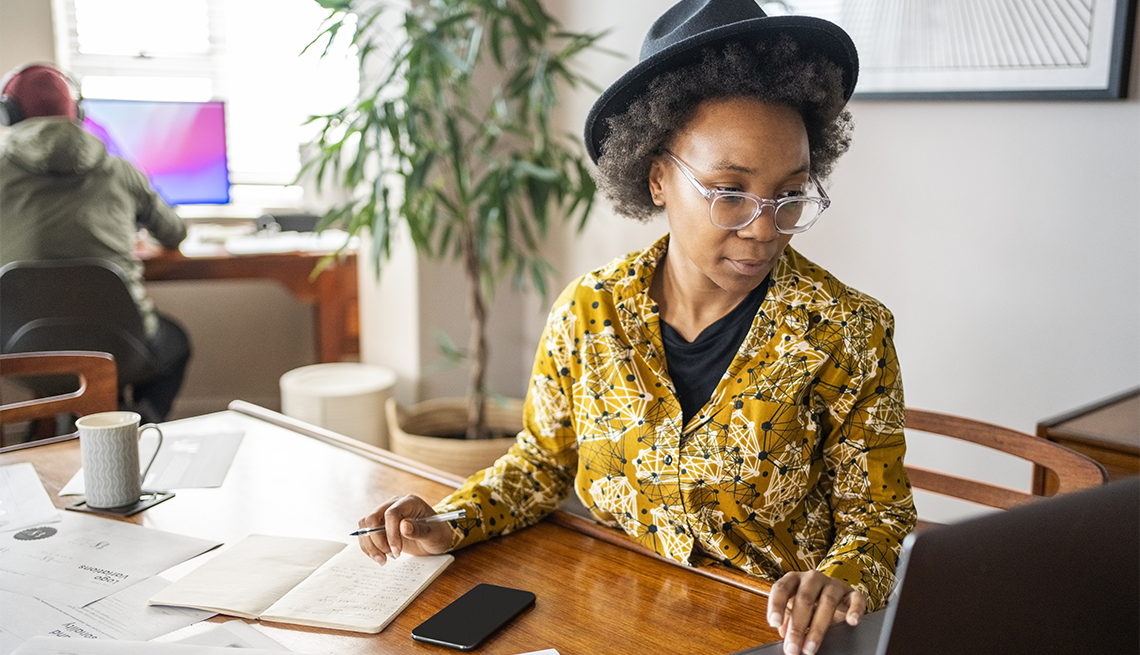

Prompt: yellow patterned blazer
xmin=438 ymin=235 xmax=916 ymax=609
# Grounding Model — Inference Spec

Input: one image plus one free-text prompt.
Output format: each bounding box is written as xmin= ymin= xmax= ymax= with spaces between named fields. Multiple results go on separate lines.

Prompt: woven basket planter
xmin=386 ymin=397 xmax=522 ymax=478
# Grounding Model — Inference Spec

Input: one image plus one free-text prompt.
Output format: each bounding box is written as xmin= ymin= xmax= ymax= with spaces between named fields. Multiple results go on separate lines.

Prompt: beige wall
xmin=0 ymin=0 xmax=56 ymax=74
xmin=146 ymin=280 xmax=315 ymax=416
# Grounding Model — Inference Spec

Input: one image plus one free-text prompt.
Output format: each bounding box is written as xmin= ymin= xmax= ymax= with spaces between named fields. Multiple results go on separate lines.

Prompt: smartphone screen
xmin=411 ymin=583 xmax=536 ymax=651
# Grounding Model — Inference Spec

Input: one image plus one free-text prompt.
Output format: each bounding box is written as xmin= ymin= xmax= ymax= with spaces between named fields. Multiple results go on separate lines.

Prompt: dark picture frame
xmin=803 ymin=0 xmax=1139 ymax=100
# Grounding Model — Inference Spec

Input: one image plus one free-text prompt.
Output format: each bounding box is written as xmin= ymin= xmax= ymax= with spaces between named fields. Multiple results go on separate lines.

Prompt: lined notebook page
xmin=261 ymin=548 xmax=454 ymax=633
xmin=148 ymin=535 xmax=346 ymax=619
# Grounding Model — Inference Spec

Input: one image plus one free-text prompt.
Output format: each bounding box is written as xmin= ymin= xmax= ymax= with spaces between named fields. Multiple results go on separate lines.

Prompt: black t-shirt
xmin=660 ymin=278 xmax=770 ymax=427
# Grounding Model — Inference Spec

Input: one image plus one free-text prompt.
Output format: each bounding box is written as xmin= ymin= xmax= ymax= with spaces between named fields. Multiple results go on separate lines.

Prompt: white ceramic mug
xmin=76 ymin=411 xmax=164 ymax=509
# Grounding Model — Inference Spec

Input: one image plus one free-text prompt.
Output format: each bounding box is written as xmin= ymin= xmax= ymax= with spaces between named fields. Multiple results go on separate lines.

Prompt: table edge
xmin=228 ymin=400 xmax=773 ymax=598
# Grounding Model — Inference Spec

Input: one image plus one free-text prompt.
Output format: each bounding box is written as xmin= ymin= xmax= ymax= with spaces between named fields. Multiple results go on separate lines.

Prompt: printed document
xmin=0 ymin=512 xmax=220 ymax=606
xmin=0 ymin=464 xmax=60 ymax=533
xmin=11 ymin=636 xmax=308 ymax=655
xmin=148 ymin=534 xmax=453 ymax=634
xmin=0 ymin=576 xmax=214 ymax=655
xmin=170 ymin=621 xmax=287 ymax=650
xmin=60 ymin=422 xmax=244 ymax=495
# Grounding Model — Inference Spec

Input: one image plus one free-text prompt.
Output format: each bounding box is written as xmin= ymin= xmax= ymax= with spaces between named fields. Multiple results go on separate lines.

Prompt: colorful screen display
xmin=82 ymin=99 xmax=230 ymax=205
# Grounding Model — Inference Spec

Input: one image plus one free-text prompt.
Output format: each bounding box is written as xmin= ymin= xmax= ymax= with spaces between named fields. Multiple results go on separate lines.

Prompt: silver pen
xmin=350 ymin=509 xmax=466 ymax=536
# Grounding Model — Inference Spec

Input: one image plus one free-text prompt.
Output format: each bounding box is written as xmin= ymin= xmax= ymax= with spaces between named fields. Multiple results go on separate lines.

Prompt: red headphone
xmin=0 ymin=63 xmax=84 ymax=126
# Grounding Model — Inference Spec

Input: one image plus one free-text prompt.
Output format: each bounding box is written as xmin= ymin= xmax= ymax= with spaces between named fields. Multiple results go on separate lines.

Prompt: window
xmin=53 ymin=0 xmax=358 ymax=207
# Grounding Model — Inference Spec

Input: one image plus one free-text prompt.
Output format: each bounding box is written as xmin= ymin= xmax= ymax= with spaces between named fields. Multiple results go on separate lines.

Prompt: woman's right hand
xmin=357 ymin=494 xmax=454 ymax=565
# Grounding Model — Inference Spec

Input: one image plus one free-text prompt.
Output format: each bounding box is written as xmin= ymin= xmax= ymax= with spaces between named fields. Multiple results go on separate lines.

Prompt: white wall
xmin=539 ymin=0 xmax=1140 ymax=521
xmin=793 ymin=97 xmax=1139 ymax=506
xmin=358 ymin=232 xmax=531 ymax=407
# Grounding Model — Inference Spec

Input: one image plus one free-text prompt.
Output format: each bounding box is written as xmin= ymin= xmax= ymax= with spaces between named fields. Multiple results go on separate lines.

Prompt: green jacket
xmin=0 ymin=117 xmax=185 ymax=335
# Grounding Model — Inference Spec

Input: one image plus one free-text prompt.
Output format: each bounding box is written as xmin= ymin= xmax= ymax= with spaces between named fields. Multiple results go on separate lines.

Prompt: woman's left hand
xmin=767 ymin=570 xmax=866 ymax=655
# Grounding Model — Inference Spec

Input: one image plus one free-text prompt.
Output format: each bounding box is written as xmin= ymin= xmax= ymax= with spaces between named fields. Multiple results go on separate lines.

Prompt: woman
xmin=358 ymin=2 xmax=915 ymax=654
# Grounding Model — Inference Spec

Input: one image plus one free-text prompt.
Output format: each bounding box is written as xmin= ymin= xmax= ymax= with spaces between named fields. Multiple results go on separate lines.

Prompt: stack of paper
xmin=11 ymin=636 xmax=297 ymax=655
xmin=0 ymin=511 xmax=221 ymax=607
xmin=0 ymin=464 xmax=221 ymax=655
xmin=0 ymin=464 xmax=58 ymax=533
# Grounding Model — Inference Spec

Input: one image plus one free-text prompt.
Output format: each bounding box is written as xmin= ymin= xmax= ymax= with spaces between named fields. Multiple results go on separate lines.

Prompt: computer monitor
xmin=82 ymin=99 xmax=230 ymax=206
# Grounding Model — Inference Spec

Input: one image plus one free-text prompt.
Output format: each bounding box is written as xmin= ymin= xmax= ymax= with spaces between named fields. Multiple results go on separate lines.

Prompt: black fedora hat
xmin=584 ymin=0 xmax=858 ymax=162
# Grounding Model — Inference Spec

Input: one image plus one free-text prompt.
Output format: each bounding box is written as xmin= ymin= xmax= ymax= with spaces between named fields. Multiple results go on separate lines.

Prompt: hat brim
xmin=584 ymin=15 xmax=858 ymax=162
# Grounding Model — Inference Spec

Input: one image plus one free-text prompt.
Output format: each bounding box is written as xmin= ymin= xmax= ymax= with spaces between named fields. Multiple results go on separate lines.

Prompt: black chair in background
xmin=0 ymin=259 xmax=163 ymax=417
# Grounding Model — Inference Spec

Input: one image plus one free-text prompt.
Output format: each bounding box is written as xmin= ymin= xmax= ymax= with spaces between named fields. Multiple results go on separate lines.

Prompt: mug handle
xmin=138 ymin=423 xmax=165 ymax=487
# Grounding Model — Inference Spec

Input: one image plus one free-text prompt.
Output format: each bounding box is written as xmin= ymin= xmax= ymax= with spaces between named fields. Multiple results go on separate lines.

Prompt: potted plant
xmin=303 ymin=0 xmax=602 ymax=469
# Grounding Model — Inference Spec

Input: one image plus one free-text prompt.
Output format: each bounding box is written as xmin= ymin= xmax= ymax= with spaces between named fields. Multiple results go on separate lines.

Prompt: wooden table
xmin=142 ymin=249 xmax=359 ymax=363
xmin=1033 ymin=388 xmax=1140 ymax=495
xmin=2 ymin=402 xmax=778 ymax=655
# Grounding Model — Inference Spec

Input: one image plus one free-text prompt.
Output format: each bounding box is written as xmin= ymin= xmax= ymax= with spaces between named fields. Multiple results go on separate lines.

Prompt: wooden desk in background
xmin=1 ymin=402 xmax=778 ymax=655
xmin=1034 ymin=388 xmax=1140 ymax=495
xmin=142 ymin=249 xmax=359 ymax=363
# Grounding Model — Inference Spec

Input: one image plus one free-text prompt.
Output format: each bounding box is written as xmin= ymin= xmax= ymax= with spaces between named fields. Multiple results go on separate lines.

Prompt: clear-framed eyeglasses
xmin=664 ymin=150 xmax=830 ymax=234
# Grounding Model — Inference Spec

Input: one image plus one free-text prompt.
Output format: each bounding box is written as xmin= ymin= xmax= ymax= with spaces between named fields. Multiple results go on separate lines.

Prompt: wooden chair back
xmin=905 ymin=408 xmax=1107 ymax=525
xmin=0 ymin=351 xmax=118 ymax=448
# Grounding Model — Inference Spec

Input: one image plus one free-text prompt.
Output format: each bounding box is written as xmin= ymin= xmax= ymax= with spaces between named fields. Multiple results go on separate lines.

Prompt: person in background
xmin=0 ymin=63 xmax=192 ymax=422
xmin=356 ymin=2 xmax=916 ymax=654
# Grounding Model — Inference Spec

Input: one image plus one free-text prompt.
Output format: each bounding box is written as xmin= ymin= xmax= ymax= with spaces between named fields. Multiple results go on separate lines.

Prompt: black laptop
xmin=736 ymin=476 xmax=1140 ymax=655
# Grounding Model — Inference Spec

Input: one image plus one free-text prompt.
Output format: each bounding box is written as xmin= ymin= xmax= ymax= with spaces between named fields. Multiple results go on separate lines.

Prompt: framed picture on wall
xmin=771 ymin=0 xmax=1137 ymax=99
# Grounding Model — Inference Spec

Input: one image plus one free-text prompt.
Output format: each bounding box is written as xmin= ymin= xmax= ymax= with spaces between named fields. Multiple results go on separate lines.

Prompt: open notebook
xmin=148 ymin=535 xmax=453 ymax=634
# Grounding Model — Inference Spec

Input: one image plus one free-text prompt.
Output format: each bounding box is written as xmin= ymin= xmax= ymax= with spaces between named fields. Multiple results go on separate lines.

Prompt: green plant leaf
xmin=313 ymin=0 xmax=350 ymax=8
xmin=303 ymin=0 xmax=612 ymax=436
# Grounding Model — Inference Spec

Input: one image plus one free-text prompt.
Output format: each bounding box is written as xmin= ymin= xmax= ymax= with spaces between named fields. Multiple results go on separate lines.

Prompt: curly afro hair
xmin=595 ymin=35 xmax=854 ymax=221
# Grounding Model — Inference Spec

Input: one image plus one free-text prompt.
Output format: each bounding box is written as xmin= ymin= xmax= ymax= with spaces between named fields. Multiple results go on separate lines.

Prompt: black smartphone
xmin=411 ymin=583 xmax=536 ymax=651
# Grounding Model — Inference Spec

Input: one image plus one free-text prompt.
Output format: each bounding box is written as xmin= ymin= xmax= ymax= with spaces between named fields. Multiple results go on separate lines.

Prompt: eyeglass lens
xmin=710 ymin=196 xmax=822 ymax=231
